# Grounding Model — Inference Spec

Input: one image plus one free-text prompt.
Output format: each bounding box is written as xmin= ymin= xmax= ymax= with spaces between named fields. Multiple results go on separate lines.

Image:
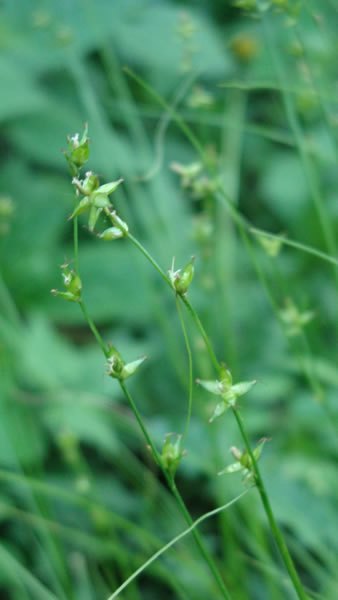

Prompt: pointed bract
xmin=94 ymin=179 xmax=124 ymax=196
xmin=231 ymin=380 xmax=256 ymax=397
xmin=70 ymin=197 xmax=90 ymax=219
xmin=88 ymin=206 xmax=102 ymax=232
xmin=197 ymin=379 xmax=224 ymax=395
xmin=209 ymin=401 xmax=228 ymax=423
xmin=121 ymin=356 xmax=147 ymax=379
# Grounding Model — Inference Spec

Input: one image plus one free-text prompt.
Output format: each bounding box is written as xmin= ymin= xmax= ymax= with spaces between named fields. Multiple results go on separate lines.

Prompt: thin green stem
xmin=76 ymin=268 xmax=232 ymax=598
xmin=122 ymin=233 xmax=308 ymax=599
xmin=74 ymin=211 xmax=108 ymax=356
xmin=127 ymin=232 xmax=171 ymax=286
xmin=73 ymin=217 xmax=79 ymax=274
xmin=175 ymin=297 xmax=193 ymax=441
xmin=119 ymin=381 xmax=161 ymax=467
xmin=129 ymin=228 xmax=221 ymax=372
xmin=120 ymin=382 xmax=232 ymax=600
xmin=106 ymin=489 xmax=249 ymax=600
xmin=79 ymin=301 xmax=108 ymax=356
xmin=124 ymin=67 xmax=207 ymax=162
xmin=249 ymin=228 xmax=338 ymax=268
xmin=181 ymin=297 xmax=220 ymax=373
xmin=232 ymin=409 xmax=308 ymax=600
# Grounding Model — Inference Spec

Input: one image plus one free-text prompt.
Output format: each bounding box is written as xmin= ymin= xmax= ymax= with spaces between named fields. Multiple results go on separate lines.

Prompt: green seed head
xmin=65 ymin=124 xmax=90 ymax=174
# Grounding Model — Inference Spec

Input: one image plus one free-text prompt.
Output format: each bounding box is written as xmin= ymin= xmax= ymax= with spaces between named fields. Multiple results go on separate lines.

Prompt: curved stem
xmin=107 ymin=489 xmax=249 ymax=600
xmin=127 ymin=232 xmax=171 ymax=286
xmin=249 ymin=229 xmax=338 ymax=268
xmin=181 ymin=296 xmax=220 ymax=373
xmin=168 ymin=480 xmax=233 ymax=600
xmin=79 ymin=301 xmax=108 ymax=356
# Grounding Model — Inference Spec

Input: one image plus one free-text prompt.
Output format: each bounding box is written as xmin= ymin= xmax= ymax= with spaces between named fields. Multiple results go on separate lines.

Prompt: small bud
xmin=72 ymin=172 xmax=100 ymax=197
xmin=197 ymin=367 xmax=256 ymax=422
xmin=98 ymin=227 xmax=124 ymax=241
xmin=168 ymin=256 xmax=195 ymax=296
xmin=219 ymin=364 xmax=232 ymax=386
xmin=81 ymin=171 xmax=100 ymax=195
xmin=161 ymin=433 xmax=185 ymax=479
xmin=51 ymin=264 xmax=82 ymax=302
xmin=65 ymin=125 xmax=90 ymax=174
xmin=106 ymin=347 xmax=125 ymax=379
xmin=106 ymin=347 xmax=146 ymax=381
xmin=218 ymin=438 xmax=268 ymax=484
xmin=106 ymin=210 xmax=129 ymax=235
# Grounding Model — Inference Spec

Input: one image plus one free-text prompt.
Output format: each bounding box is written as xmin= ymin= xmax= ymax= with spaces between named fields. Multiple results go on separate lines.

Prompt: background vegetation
xmin=0 ymin=0 xmax=337 ymax=598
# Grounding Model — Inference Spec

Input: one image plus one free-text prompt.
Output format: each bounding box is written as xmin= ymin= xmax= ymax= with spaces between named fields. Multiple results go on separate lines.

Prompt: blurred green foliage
xmin=0 ymin=0 xmax=337 ymax=598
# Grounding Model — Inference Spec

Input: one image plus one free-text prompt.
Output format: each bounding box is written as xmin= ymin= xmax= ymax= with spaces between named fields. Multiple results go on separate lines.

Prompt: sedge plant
xmin=52 ymin=126 xmax=310 ymax=600
xmin=53 ymin=127 xmax=235 ymax=600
